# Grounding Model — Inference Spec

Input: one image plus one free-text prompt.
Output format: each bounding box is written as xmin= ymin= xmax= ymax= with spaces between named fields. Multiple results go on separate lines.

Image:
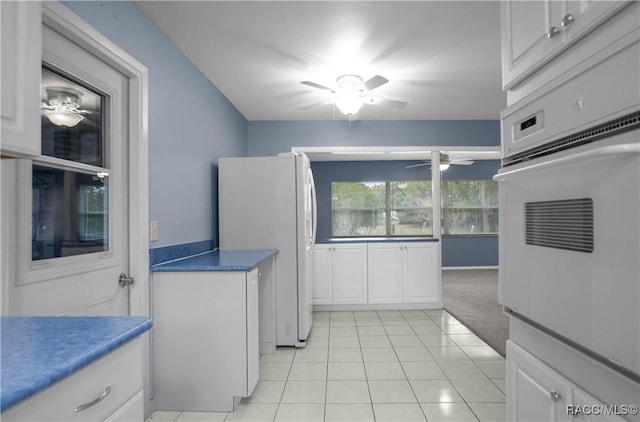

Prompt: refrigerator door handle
xmin=308 ymin=169 xmax=318 ymax=244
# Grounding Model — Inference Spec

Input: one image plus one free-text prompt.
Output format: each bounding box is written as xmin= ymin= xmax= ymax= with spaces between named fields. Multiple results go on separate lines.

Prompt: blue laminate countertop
xmin=316 ymin=237 xmax=440 ymax=244
xmin=150 ymin=249 xmax=278 ymax=271
xmin=1 ymin=316 xmax=152 ymax=412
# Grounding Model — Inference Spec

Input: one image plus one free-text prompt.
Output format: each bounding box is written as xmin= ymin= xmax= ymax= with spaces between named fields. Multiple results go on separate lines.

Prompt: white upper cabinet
xmin=500 ymin=0 xmax=629 ymax=90
xmin=1 ymin=1 xmax=41 ymax=157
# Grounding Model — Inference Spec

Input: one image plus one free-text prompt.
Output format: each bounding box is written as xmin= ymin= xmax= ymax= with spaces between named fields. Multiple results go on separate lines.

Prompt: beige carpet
xmin=441 ymin=269 xmax=508 ymax=357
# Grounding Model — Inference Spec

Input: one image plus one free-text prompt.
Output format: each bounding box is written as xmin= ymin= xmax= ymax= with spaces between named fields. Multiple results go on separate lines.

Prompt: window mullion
xmin=385 ymin=181 xmax=391 ymax=236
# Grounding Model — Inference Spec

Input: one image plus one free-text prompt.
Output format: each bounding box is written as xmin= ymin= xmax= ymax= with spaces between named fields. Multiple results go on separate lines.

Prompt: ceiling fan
xmin=300 ymin=74 xmax=407 ymax=117
xmin=41 ymin=87 xmax=94 ymax=128
xmin=406 ymin=153 xmax=474 ymax=170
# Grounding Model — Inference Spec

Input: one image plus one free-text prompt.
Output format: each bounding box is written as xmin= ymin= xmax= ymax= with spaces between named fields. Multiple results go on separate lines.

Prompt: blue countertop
xmin=150 ymin=249 xmax=278 ymax=271
xmin=0 ymin=316 xmax=152 ymax=412
xmin=316 ymin=237 xmax=440 ymax=244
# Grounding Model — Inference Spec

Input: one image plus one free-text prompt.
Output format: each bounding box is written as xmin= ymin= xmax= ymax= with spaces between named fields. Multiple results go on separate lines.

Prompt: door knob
xmin=118 ymin=273 xmax=134 ymax=288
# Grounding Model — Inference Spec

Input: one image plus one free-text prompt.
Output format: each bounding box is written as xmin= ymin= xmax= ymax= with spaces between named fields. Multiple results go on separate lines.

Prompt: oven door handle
xmin=494 ymin=143 xmax=640 ymax=181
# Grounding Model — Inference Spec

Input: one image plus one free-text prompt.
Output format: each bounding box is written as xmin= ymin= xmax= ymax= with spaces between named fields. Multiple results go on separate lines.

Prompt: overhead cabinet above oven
xmin=500 ymin=0 xmax=630 ymax=90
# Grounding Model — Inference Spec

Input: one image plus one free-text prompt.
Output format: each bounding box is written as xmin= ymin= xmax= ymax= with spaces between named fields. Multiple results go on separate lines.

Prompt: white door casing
xmin=1 ymin=0 xmax=150 ymax=415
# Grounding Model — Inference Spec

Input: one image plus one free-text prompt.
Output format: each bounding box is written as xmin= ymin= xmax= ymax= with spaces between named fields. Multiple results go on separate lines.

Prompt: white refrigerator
xmin=218 ymin=153 xmax=317 ymax=346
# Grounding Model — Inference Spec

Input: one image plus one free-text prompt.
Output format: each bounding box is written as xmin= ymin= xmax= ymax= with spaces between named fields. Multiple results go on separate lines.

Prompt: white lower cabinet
xmin=368 ymin=242 xmax=440 ymax=305
xmin=507 ymin=340 xmax=627 ymax=422
xmin=313 ymin=242 xmax=441 ymax=307
xmin=153 ymin=268 xmax=261 ymax=412
xmin=2 ymin=338 xmax=144 ymax=422
xmin=313 ymin=243 xmax=367 ymax=305
xmin=367 ymin=243 xmax=403 ymax=303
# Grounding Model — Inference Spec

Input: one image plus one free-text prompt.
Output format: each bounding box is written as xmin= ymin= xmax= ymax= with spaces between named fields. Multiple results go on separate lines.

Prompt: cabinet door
xmin=332 ymin=244 xmax=367 ymax=304
xmin=1 ymin=1 xmax=41 ymax=156
xmin=564 ymin=1 xmax=629 ymax=43
xmin=403 ymin=243 xmax=439 ymax=303
xmin=501 ymin=0 xmax=566 ymax=89
xmin=246 ymin=269 xmax=260 ymax=396
xmin=507 ymin=341 xmax=573 ymax=422
xmin=367 ymin=243 xmax=403 ymax=304
xmin=572 ymin=387 xmax=628 ymax=422
xmin=312 ymin=245 xmax=332 ymax=305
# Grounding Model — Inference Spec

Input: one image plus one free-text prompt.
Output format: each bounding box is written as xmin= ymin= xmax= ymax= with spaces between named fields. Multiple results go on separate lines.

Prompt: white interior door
xmin=10 ymin=22 xmax=130 ymax=316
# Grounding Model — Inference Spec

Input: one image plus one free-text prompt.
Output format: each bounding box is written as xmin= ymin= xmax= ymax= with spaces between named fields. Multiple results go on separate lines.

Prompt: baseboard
xmin=443 ymin=266 xmax=499 ymax=270
xmin=313 ymin=302 xmax=443 ymax=312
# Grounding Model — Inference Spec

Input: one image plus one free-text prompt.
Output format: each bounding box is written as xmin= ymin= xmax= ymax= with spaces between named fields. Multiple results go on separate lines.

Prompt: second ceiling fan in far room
xmin=406 ymin=153 xmax=475 ymax=170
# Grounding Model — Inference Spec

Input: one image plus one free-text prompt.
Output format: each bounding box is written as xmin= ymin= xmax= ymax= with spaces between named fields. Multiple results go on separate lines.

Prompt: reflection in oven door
xmin=495 ymin=130 xmax=640 ymax=377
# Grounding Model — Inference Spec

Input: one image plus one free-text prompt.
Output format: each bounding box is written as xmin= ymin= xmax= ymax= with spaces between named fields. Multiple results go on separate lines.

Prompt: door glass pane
xmin=32 ymin=164 xmax=108 ymax=261
xmin=390 ymin=181 xmax=433 ymax=236
xmin=41 ymin=66 xmax=104 ymax=166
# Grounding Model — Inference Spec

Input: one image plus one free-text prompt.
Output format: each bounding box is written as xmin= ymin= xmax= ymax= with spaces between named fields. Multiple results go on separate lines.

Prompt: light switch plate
xmin=150 ymin=220 xmax=159 ymax=242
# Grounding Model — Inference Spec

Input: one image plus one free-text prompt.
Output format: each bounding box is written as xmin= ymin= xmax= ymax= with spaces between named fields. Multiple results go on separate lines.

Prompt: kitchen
xmin=1 ymin=1 xmax=638 ymax=422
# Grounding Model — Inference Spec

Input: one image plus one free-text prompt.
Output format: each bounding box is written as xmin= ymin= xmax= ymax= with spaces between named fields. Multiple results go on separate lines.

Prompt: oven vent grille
xmin=525 ymin=198 xmax=594 ymax=253
xmin=505 ymin=110 xmax=640 ymax=166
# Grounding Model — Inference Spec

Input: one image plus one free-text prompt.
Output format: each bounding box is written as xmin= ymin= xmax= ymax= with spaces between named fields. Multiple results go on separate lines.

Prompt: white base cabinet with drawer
xmin=2 ymin=338 xmax=144 ymax=422
xmin=153 ymin=268 xmax=261 ymax=412
xmin=314 ymin=242 xmax=441 ymax=310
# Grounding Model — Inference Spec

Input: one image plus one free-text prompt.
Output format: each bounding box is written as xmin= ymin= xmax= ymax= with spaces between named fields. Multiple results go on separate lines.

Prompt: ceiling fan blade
xmin=405 ymin=162 xmax=431 ymax=169
xmin=301 ymin=80 xmax=334 ymax=92
xmin=363 ymin=75 xmax=388 ymax=91
xmin=451 ymin=160 xmax=474 ymax=165
xmin=365 ymin=96 xmax=407 ymax=109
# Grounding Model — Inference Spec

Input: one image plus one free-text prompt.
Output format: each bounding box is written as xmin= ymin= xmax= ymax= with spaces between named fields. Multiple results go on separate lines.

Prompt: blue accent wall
xmin=61 ymin=1 xmax=247 ymax=249
xmin=248 ymin=120 xmax=499 ymax=156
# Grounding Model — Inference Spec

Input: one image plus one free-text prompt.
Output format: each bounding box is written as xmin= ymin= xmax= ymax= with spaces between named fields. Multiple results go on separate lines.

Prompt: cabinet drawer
xmin=3 ymin=338 xmax=143 ymax=421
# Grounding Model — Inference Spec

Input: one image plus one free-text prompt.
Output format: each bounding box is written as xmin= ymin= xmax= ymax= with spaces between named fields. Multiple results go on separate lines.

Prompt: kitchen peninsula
xmin=151 ymin=249 xmax=277 ymax=412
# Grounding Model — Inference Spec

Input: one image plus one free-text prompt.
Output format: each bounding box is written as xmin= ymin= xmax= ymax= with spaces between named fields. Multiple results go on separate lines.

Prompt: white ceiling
xmin=136 ymin=1 xmax=506 ymax=122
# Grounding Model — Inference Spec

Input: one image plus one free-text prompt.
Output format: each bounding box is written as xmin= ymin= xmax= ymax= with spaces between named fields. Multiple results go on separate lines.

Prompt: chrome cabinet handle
xmin=74 ymin=386 xmax=112 ymax=412
xmin=547 ymin=26 xmax=561 ymax=38
xmin=561 ymin=14 xmax=574 ymax=28
xmin=550 ymin=391 xmax=562 ymax=402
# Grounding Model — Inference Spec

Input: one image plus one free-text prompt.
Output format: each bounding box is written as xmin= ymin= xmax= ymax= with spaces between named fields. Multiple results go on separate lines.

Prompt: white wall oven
xmin=496 ymin=40 xmax=640 ymax=382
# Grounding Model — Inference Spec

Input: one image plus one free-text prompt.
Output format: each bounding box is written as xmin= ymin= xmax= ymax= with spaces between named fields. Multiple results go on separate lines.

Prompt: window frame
xmin=331 ymin=180 xmax=433 ymax=238
xmin=441 ymin=179 xmax=499 ymax=237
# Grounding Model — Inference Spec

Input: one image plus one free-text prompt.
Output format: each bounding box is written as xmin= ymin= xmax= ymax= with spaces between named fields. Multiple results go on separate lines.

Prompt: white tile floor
xmin=147 ymin=310 xmax=506 ymax=422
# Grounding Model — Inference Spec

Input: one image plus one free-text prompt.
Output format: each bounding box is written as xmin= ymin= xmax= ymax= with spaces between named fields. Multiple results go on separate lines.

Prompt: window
xmin=332 ymin=181 xmax=432 ymax=237
xmin=32 ymin=65 xmax=109 ymax=261
xmin=442 ymin=180 xmax=498 ymax=235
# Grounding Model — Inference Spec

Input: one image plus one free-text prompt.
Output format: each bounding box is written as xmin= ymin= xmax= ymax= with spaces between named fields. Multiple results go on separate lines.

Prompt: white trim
xmin=291 ymin=146 xmax=501 ymax=162
xmin=443 ymin=266 xmax=499 ymax=270
xmin=314 ymin=302 xmax=443 ymax=312
xmin=42 ymin=0 xmax=150 ymax=415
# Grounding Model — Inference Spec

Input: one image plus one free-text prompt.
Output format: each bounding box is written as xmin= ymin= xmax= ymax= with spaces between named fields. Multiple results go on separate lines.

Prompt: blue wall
xmin=248 ymin=120 xmax=499 ymax=156
xmin=62 ymin=1 xmax=247 ymax=249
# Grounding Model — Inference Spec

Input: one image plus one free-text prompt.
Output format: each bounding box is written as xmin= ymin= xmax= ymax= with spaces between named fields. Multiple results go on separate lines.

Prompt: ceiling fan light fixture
xmin=439 ymin=163 xmax=450 ymax=171
xmin=41 ymin=87 xmax=86 ymax=127
xmin=335 ymin=75 xmax=364 ymax=116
